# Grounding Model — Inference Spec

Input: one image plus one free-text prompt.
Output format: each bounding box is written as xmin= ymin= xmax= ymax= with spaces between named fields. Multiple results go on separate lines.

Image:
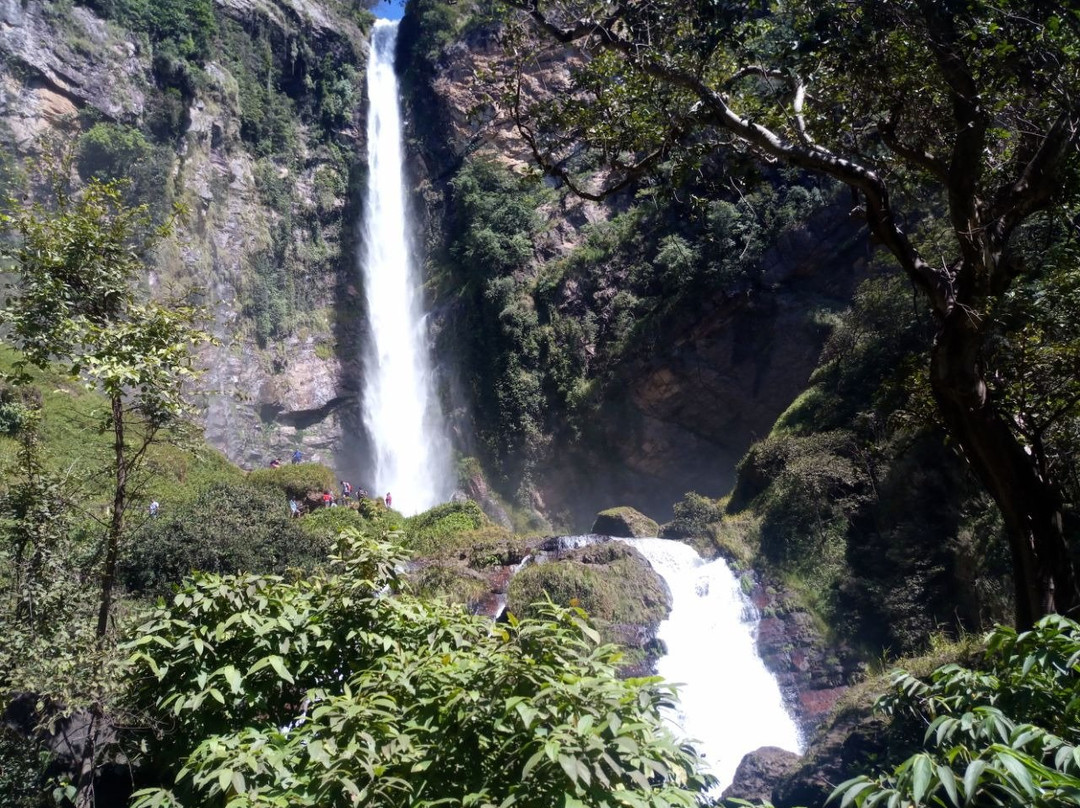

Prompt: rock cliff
xmin=0 ymin=0 xmax=370 ymax=474
xmin=398 ymin=8 xmax=870 ymax=528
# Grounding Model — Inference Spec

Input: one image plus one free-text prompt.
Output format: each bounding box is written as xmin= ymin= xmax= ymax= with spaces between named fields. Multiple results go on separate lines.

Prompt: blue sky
xmin=372 ymin=0 xmax=406 ymax=20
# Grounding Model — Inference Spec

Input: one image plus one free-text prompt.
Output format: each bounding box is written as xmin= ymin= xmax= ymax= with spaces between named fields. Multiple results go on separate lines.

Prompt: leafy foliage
xmin=122 ymin=480 xmax=324 ymax=597
xmin=125 ymin=531 xmax=712 ymax=807
xmin=85 ymin=0 xmax=217 ymax=61
xmin=834 ymin=615 xmax=1080 ymax=807
xmin=502 ymin=0 xmax=1080 ymax=626
xmin=728 ymin=274 xmax=1011 ymax=653
xmin=401 ymin=499 xmax=489 ymax=554
xmin=247 ymin=462 xmax=337 ymax=503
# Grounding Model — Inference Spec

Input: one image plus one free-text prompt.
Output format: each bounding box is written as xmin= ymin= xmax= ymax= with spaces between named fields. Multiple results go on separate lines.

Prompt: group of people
xmin=324 ymin=482 xmax=391 ymax=508
xmin=265 ymin=451 xmax=395 ymax=515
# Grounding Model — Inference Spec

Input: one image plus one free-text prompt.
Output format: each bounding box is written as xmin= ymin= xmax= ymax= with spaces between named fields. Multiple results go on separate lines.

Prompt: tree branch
xmin=513 ymin=1 xmax=954 ymax=315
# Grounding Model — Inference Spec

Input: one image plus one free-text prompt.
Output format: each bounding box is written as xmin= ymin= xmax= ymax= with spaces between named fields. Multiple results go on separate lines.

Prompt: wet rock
xmin=773 ymin=709 xmax=900 ymax=808
xmin=751 ymin=577 xmax=865 ymax=739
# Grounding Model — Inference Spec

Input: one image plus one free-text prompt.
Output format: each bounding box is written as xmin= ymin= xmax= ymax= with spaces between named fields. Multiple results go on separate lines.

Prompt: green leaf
xmin=997 ymin=751 xmax=1036 ymax=795
xmin=268 ymin=655 xmax=294 ymax=684
xmin=559 ymin=753 xmax=579 ymax=783
xmin=222 ymin=665 xmax=243 ymax=694
xmin=963 ymin=760 xmax=987 ymax=798
xmin=936 ymin=764 xmax=959 ymax=806
xmin=912 ymin=755 xmax=933 ymax=804
xmin=839 ymin=780 xmax=874 ymax=808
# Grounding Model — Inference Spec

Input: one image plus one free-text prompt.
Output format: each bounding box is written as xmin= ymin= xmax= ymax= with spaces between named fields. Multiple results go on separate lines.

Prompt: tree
xmin=124 ymin=530 xmax=713 ymax=808
xmin=0 ymin=166 xmax=211 ymax=639
xmin=499 ymin=0 xmax=1080 ymax=628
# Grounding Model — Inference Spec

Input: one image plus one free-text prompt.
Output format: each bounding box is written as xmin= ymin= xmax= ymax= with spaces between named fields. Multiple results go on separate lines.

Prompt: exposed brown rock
xmin=722 ymin=746 xmax=801 ymax=805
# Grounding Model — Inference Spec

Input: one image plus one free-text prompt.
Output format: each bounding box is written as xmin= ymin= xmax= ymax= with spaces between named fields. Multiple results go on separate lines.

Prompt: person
xmin=322 ymin=490 xmax=333 ymax=508
xmin=358 ymin=489 xmax=368 ymax=499
xmin=291 ymin=449 xmax=303 ymax=464
xmin=341 ymin=480 xmax=352 ymax=498
xmin=149 ymin=500 xmax=159 ymax=517
xmin=269 ymin=458 xmax=281 ymax=468
xmin=385 ymin=492 xmax=392 ymax=508
xmin=289 ymin=499 xmax=300 ymax=518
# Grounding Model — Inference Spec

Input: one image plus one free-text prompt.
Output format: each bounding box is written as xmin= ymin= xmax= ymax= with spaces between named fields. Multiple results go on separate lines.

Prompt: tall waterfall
xmin=623 ymin=538 xmax=802 ymax=790
xmin=359 ymin=20 xmax=452 ymax=515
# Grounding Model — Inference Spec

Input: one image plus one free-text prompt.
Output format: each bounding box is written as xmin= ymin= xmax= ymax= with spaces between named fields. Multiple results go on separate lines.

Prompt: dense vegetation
xmin=432 ymin=151 xmax=844 ymax=509
xmin=3 ymin=1 xmax=1080 ymax=807
xmin=501 ymin=0 xmax=1080 ymax=629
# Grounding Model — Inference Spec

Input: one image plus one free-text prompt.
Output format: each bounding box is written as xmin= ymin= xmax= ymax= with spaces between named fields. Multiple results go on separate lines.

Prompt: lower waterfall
xmin=622 ymin=538 xmax=802 ymax=789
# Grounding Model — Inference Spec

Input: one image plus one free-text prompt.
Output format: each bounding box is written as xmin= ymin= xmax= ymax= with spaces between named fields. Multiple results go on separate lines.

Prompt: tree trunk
xmin=96 ymin=394 xmax=125 ymax=638
xmin=930 ymin=303 xmax=1080 ymax=629
xmin=74 ymin=707 xmax=98 ymax=808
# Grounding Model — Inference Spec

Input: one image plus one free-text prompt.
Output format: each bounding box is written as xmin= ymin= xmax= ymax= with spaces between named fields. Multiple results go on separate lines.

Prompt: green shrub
xmin=403 ymin=500 xmax=488 ymax=554
xmin=247 ymin=462 xmax=336 ymax=501
xmin=124 ymin=533 xmax=713 ymax=808
xmin=297 ymin=506 xmax=368 ymax=541
xmin=0 ymin=725 xmax=49 ymax=808
xmin=662 ymin=492 xmax=723 ymax=540
xmin=835 ymin=616 xmax=1080 ymax=808
xmin=121 ymin=480 xmax=324 ymax=596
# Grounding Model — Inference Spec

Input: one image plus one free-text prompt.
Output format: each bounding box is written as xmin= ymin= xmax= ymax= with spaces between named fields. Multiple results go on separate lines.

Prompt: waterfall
xmin=622 ymin=538 xmax=802 ymax=790
xmin=359 ymin=20 xmax=452 ymax=515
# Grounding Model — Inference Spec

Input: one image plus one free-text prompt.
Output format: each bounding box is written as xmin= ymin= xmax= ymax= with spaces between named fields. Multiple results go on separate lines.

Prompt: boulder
xmin=591 ymin=506 xmax=659 ymax=538
xmin=722 ymin=746 xmax=801 ymax=804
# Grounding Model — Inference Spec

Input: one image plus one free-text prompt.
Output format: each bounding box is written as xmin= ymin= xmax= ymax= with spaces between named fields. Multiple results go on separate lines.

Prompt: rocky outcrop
xmin=751 ymin=576 xmax=865 ymax=739
xmin=591 ymin=506 xmax=660 ymax=538
xmin=0 ymin=0 xmax=150 ymax=130
xmin=722 ymin=746 xmax=801 ymax=805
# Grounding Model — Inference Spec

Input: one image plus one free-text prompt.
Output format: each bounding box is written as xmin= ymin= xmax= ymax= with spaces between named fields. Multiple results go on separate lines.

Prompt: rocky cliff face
xmin=0 ymin=0 xmax=369 ymax=474
xmin=398 ymin=9 xmax=869 ymax=528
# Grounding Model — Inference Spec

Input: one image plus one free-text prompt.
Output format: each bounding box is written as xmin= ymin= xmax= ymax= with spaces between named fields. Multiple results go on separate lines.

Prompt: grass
xmin=0 ymin=347 xmax=244 ymax=512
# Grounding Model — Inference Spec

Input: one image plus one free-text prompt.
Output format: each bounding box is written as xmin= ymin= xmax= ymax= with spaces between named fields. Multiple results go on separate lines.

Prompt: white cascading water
xmin=622 ymin=538 xmax=802 ymax=790
xmin=360 ymin=20 xmax=452 ymax=515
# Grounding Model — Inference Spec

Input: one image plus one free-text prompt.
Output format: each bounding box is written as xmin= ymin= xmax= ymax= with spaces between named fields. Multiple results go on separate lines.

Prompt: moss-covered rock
xmin=507 ymin=541 xmax=670 ymax=633
xmin=410 ymin=563 xmax=490 ymax=606
xmin=591 ymin=506 xmax=660 ymax=538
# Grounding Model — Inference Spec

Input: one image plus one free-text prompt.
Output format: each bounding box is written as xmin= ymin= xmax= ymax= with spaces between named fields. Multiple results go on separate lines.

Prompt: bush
xmin=124 ymin=532 xmax=713 ymax=808
xmin=403 ymin=500 xmax=488 ymax=554
xmin=0 ymin=383 xmax=40 ymax=437
xmin=0 ymin=725 xmax=49 ymax=808
xmin=77 ymin=123 xmax=152 ymax=182
xmin=297 ymin=506 xmax=368 ymax=541
xmin=247 ymin=462 xmax=336 ymax=501
xmin=121 ymin=480 xmax=325 ymax=596
xmin=835 ymin=616 xmax=1080 ymax=808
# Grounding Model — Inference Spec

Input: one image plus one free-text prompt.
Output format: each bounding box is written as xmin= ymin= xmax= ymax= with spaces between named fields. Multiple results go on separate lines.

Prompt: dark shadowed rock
xmin=591 ymin=506 xmax=660 ymax=538
xmin=722 ymin=746 xmax=801 ymax=804
xmin=773 ymin=708 xmax=903 ymax=808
